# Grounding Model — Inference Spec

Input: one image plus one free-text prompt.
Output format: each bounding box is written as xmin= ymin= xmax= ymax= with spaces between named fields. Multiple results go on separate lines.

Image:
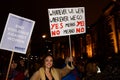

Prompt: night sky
xmin=0 ymin=0 xmax=111 ymax=55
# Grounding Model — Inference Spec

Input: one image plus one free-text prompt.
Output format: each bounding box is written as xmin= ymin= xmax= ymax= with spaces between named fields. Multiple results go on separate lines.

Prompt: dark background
xmin=0 ymin=0 xmax=111 ymax=55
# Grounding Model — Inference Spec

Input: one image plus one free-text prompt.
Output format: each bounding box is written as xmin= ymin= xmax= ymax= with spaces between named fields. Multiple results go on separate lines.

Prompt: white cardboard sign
xmin=0 ymin=13 xmax=35 ymax=54
xmin=48 ymin=7 xmax=86 ymax=37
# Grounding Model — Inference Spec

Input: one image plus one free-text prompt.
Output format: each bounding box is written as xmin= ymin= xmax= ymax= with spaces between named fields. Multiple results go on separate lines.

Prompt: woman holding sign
xmin=30 ymin=54 xmax=74 ymax=80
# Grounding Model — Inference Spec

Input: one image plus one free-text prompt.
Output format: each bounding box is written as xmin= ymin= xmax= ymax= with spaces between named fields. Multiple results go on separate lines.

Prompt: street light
xmin=42 ymin=34 xmax=46 ymax=39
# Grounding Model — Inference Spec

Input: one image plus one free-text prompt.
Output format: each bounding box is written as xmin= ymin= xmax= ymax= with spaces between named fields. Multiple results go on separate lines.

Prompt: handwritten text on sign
xmin=48 ymin=7 xmax=86 ymax=37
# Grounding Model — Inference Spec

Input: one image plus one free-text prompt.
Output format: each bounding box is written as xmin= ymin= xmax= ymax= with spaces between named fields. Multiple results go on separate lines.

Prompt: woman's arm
xmin=59 ymin=57 xmax=75 ymax=77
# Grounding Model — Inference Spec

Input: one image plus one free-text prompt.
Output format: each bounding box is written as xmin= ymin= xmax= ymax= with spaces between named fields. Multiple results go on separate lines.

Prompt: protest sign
xmin=0 ymin=13 xmax=35 ymax=54
xmin=48 ymin=7 xmax=86 ymax=37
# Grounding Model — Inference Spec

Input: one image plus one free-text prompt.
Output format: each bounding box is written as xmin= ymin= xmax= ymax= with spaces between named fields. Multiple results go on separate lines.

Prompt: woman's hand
xmin=66 ymin=57 xmax=73 ymax=63
xmin=65 ymin=56 xmax=74 ymax=69
xmin=67 ymin=56 xmax=73 ymax=62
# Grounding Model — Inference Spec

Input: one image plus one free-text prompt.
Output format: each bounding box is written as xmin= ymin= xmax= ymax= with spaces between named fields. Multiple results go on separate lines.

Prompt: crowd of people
xmin=0 ymin=53 xmax=120 ymax=80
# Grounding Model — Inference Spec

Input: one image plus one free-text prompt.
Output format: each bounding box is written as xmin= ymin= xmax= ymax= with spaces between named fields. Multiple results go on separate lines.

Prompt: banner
xmin=0 ymin=13 xmax=35 ymax=54
xmin=48 ymin=7 xmax=86 ymax=37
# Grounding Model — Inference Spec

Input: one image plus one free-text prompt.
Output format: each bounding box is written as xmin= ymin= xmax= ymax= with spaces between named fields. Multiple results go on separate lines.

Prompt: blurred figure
xmin=30 ymin=54 xmax=74 ymax=80
xmin=14 ymin=59 xmax=29 ymax=80
xmin=8 ymin=60 xmax=18 ymax=80
xmin=84 ymin=59 xmax=98 ymax=80
xmin=62 ymin=57 xmax=83 ymax=80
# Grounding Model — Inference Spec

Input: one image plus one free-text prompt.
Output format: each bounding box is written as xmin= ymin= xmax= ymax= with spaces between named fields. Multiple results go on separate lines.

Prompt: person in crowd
xmin=62 ymin=57 xmax=82 ymax=80
xmin=8 ymin=58 xmax=29 ymax=80
xmin=14 ymin=59 xmax=29 ymax=80
xmin=8 ymin=60 xmax=18 ymax=80
xmin=84 ymin=59 xmax=98 ymax=80
xmin=30 ymin=54 xmax=74 ymax=80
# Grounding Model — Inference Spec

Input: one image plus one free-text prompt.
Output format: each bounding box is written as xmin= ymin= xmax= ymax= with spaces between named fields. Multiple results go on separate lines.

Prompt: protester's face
xmin=11 ymin=61 xmax=17 ymax=69
xmin=20 ymin=60 xmax=24 ymax=66
xmin=44 ymin=56 xmax=53 ymax=69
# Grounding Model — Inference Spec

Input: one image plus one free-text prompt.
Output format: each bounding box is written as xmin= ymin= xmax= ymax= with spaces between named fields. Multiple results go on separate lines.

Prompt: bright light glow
xmin=97 ymin=66 xmax=101 ymax=73
xmin=86 ymin=34 xmax=92 ymax=57
xmin=42 ymin=35 xmax=46 ymax=38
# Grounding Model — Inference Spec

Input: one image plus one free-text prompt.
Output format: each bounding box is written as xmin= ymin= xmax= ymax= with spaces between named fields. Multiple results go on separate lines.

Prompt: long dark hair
xmin=42 ymin=54 xmax=54 ymax=68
